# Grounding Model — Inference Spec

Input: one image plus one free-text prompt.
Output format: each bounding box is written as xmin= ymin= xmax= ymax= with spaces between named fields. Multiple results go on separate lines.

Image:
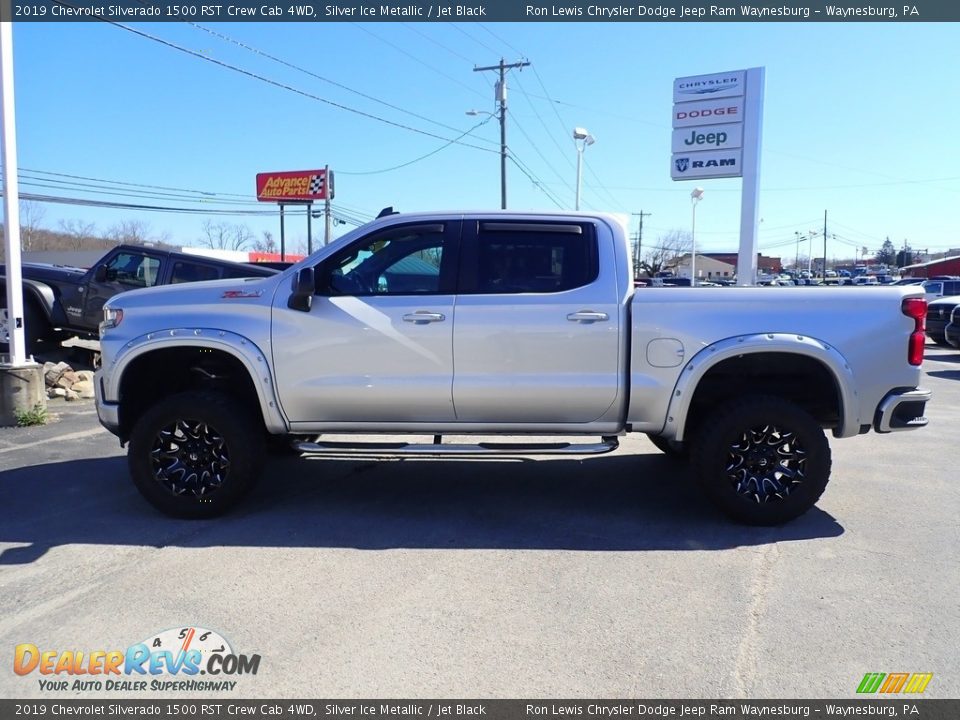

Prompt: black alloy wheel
xmin=691 ymin=396 xmax=832 ymax=525
xmin=128 ymin=392 xmax=264 ymax=518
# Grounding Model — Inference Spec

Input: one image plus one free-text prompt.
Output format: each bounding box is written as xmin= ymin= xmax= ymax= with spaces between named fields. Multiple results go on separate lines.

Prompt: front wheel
xmin=0 ymin=301 xmax=48 ymax=356
xmin=690 ymin=396 xmax=831 ymax=525
xmin=128 ymin=392 xmax=265 ymax=518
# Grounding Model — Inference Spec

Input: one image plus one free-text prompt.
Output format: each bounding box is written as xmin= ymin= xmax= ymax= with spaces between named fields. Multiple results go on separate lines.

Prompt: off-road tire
xmin=128 ymin=391 xmax=265 ymax=519
xmin=0 ymin=300 xmax=48 ymax=356
xmin=690 ymin=396 xmax=831 ymax=526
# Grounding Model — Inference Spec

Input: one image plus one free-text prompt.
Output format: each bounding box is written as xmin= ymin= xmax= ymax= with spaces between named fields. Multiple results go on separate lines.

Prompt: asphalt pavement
xmin=1 ymin=345 xmax=957 ymax=699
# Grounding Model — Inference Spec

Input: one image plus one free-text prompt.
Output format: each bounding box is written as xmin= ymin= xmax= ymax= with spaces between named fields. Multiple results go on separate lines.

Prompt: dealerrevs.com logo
xmin=14 ymin=626 xmax=260 ymax=692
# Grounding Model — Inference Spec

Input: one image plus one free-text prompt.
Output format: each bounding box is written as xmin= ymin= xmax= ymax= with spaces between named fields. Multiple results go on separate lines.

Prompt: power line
xmin=507 ymin=152 xmax=566 ymax=209
xmin=351 ymin=23 xmax=489 ymax=101
xmin=74 ymin=11 xmax=500 ymax=154
xmin=338 ymin=116 xmax=495 ymax=176
xmin=188 ymin=22 xmax=496 ymax=145
xmin=4 ymin=191 xmax=293 ymax=217
xmin=19 ymin=167 xmax=251 ymax=199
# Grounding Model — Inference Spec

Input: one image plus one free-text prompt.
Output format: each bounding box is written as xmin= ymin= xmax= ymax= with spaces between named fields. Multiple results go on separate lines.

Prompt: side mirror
xmin=94 ymin=265 xmax=107 ymax=283
xmin=287 ymin=267 xmax=315 ymax=312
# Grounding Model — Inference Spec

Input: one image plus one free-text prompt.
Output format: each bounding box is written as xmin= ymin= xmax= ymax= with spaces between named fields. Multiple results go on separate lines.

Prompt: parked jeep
xmin=1 ymin=244 xmax=277 ymax=354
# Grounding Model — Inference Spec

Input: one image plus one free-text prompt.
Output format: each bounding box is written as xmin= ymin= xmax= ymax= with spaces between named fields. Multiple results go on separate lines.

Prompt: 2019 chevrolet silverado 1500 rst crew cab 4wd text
xmin=94 ymin=211 xmax=931 ymax=525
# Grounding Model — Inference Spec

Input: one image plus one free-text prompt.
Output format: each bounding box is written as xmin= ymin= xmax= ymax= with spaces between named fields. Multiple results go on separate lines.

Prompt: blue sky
xmin=8 ymin=20 xmax=960 ymax=262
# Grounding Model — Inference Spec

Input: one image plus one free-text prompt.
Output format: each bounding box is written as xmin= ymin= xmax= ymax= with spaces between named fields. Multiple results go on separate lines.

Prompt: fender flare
xmin=0 ymin=277 xmax=56 ymax=318
xmin=662 ymin=333 xmax=859 ymax=442
xmin=104 ymin=328 xmax=288 ymax=434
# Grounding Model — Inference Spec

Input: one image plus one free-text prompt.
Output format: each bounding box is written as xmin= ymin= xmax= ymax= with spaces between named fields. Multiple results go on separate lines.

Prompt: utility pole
xmin=474 ymin=58 xmax=529 ymax=209
xmin=632 ymin=211 xmax=652 ymax=280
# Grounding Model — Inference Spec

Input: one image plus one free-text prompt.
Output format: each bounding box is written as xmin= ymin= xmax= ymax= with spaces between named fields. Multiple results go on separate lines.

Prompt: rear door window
xmin=170 ymin=262 xmax=221 ymax=284
xmin=461 ymin=221 xmax=598 ymax=294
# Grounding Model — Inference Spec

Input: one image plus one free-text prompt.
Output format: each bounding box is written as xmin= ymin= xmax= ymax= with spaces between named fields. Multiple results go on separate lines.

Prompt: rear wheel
xmin=690 ymin=396 xmax=831 ymax=525
xmin=930 ymin=336 xmax=951 ymax=348
xmin=128 ymin=391 xmax=265 ymax=518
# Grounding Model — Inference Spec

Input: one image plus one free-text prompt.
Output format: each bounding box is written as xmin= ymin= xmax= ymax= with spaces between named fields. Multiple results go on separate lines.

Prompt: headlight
xmin=100 ymin=307 xmax=124 ymax=333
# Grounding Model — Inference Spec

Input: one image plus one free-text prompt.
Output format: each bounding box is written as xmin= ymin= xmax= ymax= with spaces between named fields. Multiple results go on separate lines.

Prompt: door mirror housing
xmin=288 ymin=267 xmax=315 ymax=311
xmin=94 ymin=264 xmax=108 ymax=283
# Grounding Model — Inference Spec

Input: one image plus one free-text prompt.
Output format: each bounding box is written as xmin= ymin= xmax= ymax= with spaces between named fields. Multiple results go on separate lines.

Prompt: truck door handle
xmin=402 ymin=311 xmax=446 ymax=324
xmin=567 ymin=311 xmax=609 ymax=323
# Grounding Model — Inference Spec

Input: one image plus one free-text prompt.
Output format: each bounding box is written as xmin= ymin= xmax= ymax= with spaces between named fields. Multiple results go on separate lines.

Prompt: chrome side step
xmin=292 ymin=436 xmax=619 ymax=456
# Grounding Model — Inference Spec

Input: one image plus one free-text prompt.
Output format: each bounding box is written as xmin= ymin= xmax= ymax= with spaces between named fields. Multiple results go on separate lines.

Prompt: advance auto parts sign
xmin=256 ymin=169 xmax=333 ymax=201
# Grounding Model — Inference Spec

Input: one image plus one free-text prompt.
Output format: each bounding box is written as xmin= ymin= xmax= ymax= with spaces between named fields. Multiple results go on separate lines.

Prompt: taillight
xmin=902 ymin=297 xmax=926 ymax=366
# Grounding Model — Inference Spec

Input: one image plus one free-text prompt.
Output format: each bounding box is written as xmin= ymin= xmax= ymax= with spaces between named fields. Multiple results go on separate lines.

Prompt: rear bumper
xmin=874 ymin=388 xmax=931 ymax=433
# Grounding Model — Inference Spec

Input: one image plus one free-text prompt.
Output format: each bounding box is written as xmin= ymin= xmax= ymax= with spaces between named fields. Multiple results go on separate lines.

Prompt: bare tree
xmin=199 ymin=220 xmax=253 ymax=251
xmin=107 ymin=219 xmax=151 ymax=245
xmin=58 ymin=219 xmax=98 ymax=250
xmin=19 ymin=200 xmax=46 ymax=251
xmin=253 ymin=230 xmax=277 ymax=254
xmin=641 ymin=229 xmax=692 ymax=277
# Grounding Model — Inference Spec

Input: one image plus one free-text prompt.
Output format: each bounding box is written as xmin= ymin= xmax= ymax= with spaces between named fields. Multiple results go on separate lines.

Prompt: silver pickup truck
xmin=94 ymin=211 xmax=931 ymax=525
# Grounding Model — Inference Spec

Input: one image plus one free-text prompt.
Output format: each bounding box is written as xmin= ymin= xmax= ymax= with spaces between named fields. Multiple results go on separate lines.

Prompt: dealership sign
xmin=672 ymin=149 xmax=743 ymax=180
xmin=673 ymin=98 xmax=744 ymax=128
xmin=671 ymin=70 xmax=750 ymax=181
xmin=256 ymin=169 xmax=333 ymax=202
xmin=673 ymin=71 xmax=745 ymax=102
xmin=669 ymin=66 xmax=765 ymax=285
xmin=671 ymin=122 xmax=743 ymax=153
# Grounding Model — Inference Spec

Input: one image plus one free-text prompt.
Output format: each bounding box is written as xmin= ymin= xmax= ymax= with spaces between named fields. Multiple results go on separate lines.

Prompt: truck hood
xmin=104 ymin=274 xmax=283 ymax=310
xmin=0 ymin=262 xmax=87 ymax=284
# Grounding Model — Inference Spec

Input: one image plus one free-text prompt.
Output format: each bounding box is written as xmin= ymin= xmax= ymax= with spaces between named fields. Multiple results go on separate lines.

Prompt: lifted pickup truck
xmin=94 ymin=212 xmax=931 ymax=525
xmin=1 ymin=244 xmax=277 ymax=354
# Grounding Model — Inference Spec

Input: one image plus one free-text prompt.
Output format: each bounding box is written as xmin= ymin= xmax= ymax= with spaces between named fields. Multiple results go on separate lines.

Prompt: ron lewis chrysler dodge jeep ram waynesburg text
xmin=94 ymin=211 xmax=931 ymax=525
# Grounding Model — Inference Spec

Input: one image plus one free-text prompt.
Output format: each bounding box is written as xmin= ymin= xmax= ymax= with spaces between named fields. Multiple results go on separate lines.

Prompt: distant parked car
xmin=945 ymin=305 xmax=960 ymax=349
xmin=923 ymin=279 xmax=960 ymax=300
xmin=852 ymin=276 xmax=879 ymax=286
xmin=892 ymin=277 xmax=924 ymax=286
xmin=926 ymin=296 xmax=960 ymax=347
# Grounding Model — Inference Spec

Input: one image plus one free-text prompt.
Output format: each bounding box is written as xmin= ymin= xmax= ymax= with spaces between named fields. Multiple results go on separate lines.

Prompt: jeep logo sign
xmin=671 ymin=122 xmax=743 ymax=153
xmin=670 ymin=149 xmax=743 ymax=180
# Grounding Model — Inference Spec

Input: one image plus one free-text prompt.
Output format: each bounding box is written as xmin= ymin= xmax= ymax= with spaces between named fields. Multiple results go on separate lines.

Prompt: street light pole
xmin=690 ymin=187 xmax=704 ymax=286
xmin=573 ymin=127 xmax=595 ymax=211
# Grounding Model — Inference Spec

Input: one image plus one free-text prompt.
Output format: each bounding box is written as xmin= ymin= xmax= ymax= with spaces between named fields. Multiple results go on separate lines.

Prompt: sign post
xmin=671 ymin=67 xmax=764 ymax=285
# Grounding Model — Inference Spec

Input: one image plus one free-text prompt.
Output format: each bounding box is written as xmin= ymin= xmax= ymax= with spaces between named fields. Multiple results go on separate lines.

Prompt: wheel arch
xmin=106 ymin=331 xmax=288 ymax=441
xmin=664 ymin=334 xmax=858 ymax=442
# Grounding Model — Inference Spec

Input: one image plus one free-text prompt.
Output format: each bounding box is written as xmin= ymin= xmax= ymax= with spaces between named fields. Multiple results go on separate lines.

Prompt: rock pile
xmin=43 ymin=361 xmax=95 ymax=401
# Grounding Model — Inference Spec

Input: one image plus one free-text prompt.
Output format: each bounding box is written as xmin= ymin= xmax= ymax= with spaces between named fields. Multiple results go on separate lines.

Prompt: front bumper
xmin=946 ymin=322 xmax=960 ymax=349
xmin=874 ymin=388 xmax=931 ymax=433
xmin=94 ymin=369 xmax=121 ymax=437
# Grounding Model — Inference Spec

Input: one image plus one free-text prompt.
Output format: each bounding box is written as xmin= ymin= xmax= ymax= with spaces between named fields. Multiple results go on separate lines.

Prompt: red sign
xmin=256 ymin=169 xmax=333 ymax=202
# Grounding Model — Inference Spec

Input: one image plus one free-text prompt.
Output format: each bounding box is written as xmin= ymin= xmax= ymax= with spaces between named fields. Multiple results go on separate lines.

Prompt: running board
xmin=292 ymin=436 xmax=619 ymax=456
